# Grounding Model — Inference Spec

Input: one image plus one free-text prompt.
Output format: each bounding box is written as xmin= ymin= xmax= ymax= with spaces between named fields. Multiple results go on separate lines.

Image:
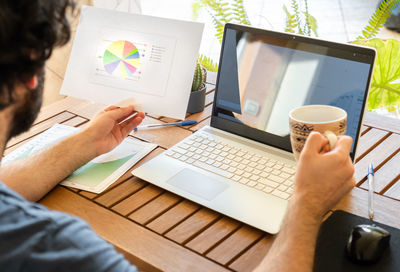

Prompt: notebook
xmin=132 ymin=23 xmax=376 ymax=234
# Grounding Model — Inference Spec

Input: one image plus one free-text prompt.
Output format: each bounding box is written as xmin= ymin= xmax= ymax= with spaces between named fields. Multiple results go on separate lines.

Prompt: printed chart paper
xmin=3 ymin=124 xmax=157 ymax=194
xmin=61 ymin=6 xmax=204 ymax=119
xmin=92 ymin=28 xmax=176 ymax=97
xmin=2 ymin=124 xmax=78 ymax=164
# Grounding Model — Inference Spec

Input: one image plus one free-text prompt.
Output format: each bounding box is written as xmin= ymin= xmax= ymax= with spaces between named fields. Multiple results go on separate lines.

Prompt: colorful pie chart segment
xmin=103 ymin=40 xmax=140 ymax=78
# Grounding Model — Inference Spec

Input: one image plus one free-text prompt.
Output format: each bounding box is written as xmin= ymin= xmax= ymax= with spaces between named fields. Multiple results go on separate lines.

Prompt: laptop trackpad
xmin=167 ymin=169 xmax=229 ymax=201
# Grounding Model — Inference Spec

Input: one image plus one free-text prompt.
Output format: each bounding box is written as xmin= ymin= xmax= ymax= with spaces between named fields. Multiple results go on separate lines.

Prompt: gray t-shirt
xmin=0 ymin=182 xmax=138 ymax=272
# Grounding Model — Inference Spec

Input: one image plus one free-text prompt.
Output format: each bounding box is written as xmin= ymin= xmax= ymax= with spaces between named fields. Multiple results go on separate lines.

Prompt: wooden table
xmin=5 ymin=81 xmax=400 ymax=271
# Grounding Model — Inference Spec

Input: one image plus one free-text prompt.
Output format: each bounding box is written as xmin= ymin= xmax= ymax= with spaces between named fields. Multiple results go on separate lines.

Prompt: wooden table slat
xmin=95 ymin=177 xmax=147 ymax=207
xmin=363 ymin=112 xmax=400 ymax=134
xmin=61 ymin=115 xmax=88 ymax=127
xmin=112 ymin=184 xmax=164 ymax=216
xmin=65 ymin=186 xmax=80 ymax=193
xmin=186 ymin=217 xmax=241 ymax=254
xmin=360 ymin=125 xmax=370 ymax=135
xmin=165 ymin=208 xmax=220 ymax=244
xmin=79 ymin=190 xmax=98 ymax=199
xmin=383 ymin=176 xmax=400 ymax=200
xmin=360 ymin=150 xmax=400 ymax=193
xmin=146 ymin=200 xmax=200 ymax=234
xmin=206 ymin=225 xmax=264 ymax=265
xmin=229 ymin=236 xmax=274 ymax=272
xmin=354 ymin=133 xmax=400 ymax=183
xmin=355 ymin=128 xmax=390 ymax=162
xmin=40 ymin=187 xmax=228 ymax=272
xmin=128 ymin=192 xmax=181 ymax=224
xmin=34 ymin=97 xmax=86 ymax=125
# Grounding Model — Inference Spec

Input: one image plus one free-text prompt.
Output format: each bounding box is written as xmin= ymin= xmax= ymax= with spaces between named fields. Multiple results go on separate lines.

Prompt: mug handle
xmin=323 ymin=130 xmax=338 ymax=151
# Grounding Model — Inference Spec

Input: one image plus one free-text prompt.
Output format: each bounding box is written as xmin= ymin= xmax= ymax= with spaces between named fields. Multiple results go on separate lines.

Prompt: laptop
xmin=132 ymin=23 xmax=376 ymax=234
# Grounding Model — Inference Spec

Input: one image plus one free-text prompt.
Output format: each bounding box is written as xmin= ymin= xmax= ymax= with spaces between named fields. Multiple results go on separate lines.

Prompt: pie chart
xmin=103 ymin=40 xmax=140 ymax=78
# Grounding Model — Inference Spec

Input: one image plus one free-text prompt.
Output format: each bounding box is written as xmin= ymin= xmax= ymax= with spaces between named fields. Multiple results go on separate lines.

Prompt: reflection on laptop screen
xmin=215 ymin=27 xmax=374 ymax=155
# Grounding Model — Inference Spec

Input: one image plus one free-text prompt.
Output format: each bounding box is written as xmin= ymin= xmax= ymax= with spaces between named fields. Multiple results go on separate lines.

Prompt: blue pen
xmin=134 ymin=120 xmax=197 ymax=131
xmin=368 ymin=163 xmax=374 ymax=220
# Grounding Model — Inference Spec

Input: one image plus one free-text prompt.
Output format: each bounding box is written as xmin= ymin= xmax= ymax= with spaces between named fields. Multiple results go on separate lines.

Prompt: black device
xmin=211 ymin=23 xmax=376 ymax=160
xmin=347 ymin=224 xmax=391 ymax=264
xmin=314 ymin=210 xmax=400 ymax=272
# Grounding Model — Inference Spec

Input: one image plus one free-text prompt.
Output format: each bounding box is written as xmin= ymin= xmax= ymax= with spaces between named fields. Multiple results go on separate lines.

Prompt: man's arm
xmin=0 ymin=105 xmax=145 ymax=202
xmin=254 ymin=132 xmax=355 ymax=272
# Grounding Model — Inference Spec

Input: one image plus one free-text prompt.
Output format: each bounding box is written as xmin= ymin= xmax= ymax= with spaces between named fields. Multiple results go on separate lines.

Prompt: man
xmin=0 ymin=0 xmax=355 ymax=271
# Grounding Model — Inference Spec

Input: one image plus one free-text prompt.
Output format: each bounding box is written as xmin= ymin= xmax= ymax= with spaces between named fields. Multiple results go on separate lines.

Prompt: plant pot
xmin=187 ymin=84 xmax=206 ymax=114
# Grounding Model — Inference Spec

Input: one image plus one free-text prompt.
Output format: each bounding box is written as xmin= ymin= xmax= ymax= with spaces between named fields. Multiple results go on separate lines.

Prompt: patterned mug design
xmin=289 ymin=118 xmax=347 ymax=160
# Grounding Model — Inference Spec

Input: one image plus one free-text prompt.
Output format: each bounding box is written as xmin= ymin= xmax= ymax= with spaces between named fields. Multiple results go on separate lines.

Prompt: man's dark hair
xmin=0 ymin=0 xmax=75 ymax=110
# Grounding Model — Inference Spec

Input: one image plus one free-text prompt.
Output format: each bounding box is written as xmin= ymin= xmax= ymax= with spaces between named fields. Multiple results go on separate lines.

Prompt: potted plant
xmin=187 ymin=61 xmax=207 ymax=114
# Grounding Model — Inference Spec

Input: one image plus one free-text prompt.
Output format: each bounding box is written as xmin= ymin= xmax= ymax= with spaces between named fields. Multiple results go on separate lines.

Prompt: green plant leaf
xmin=283 ymin=1 xmax=317 ymax=37
xmin=357 ymin=0 xmax=400 ymax=40
xmin=353 ymin=39 xmax=400 ymax=110
xmin=303 ymin=12 xmax=318 ymax=36
xmin=283 ymin=5 xmax=297 ymax=33
xmin=198 ymin=54 xmax=219 ymax=72
xmin=291 ymin=0 xmax=303 ymax=34
xmin=193 ymin=0 xmax=251 ymax=43
xmin=192 ymin=2 xmax=202 ymax=21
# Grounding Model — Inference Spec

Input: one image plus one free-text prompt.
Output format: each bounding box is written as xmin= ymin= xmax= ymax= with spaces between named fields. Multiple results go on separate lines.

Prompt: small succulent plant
xmin=191 ymin=61 xmax=207 ymax=92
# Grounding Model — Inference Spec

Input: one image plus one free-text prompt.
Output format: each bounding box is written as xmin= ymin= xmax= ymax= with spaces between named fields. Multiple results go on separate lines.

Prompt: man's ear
xmin=26 ymin=75 xmax=38 ymax=90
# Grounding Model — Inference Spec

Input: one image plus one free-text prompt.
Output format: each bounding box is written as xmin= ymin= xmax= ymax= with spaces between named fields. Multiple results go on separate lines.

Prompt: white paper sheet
xmin=61 ymin=6 xmax=204 ymax=119
xmin=3 ymin=124 xmax=157 ymax=194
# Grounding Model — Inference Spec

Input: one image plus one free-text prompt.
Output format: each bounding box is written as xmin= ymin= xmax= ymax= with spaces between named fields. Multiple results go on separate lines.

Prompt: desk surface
xmin=5 ymin=81 xmax=400 ymax=272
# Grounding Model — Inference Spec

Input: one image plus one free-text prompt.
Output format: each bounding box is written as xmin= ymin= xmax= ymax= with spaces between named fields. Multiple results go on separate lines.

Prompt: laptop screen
xmin=212 ymin=24 xmax=375 ymax=159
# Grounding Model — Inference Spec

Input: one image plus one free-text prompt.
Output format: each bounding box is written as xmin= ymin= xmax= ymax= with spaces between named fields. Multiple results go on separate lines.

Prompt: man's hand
xmin=254 ymin=132 xmax=355 ymax=272
xmin=79 ymin=105 xmax=145 ymax=157
xmin=0 ymin=105 xmax=145 ymax=202
xmin=293 ymin=131 xmax=355 ymax=222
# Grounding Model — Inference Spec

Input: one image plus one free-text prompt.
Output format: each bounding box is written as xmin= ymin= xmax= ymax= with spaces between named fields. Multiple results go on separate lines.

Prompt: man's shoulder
xmin=0 ymin=182 xmax=138 ymax=272
xmin=0 ymin=181 xmax=86 ymax=227
xmin=0 ymin=181 xmax=88 ymax=268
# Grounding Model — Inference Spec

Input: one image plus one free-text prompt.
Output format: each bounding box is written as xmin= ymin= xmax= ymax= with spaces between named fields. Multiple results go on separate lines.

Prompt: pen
xmin=134 ymin=120 xmax=198 ymax=131
xmin=368 ymin=163 xmax=374 ymax=220
xmin=118 ymin=112 xmax=138 ymax=125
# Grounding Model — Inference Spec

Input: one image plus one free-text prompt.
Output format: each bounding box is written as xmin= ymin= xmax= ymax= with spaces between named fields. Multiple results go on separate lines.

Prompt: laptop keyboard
xmin=165 ymin=132 xmax=296 ymax=200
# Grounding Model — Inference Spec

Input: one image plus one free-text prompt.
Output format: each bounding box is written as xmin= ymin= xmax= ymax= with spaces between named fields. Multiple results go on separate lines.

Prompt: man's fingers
xmin=334 ymin=136 xmax=353 ymax=154
xmin=302 ymin=132 xmax=329 ymax=154
xmin=115 ymin=98 xmax=143 ymax=112
xmin=104 ymin=105 xmax=120 ymax=112
xmin=120 ymin=116 xmax=144 ymax=135
xmin=104 ymin=105 xmax=136 ymax=121
xmin=117 ymin=111 xmax=145 ymax=124
xmin=117 ymin=111 xmax=138 ymax=123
